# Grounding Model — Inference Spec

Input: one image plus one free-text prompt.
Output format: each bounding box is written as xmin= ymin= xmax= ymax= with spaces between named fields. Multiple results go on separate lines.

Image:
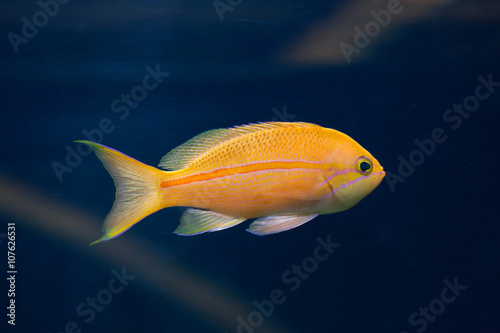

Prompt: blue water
xmin=1 ymin=1 xmax=499 ymax=332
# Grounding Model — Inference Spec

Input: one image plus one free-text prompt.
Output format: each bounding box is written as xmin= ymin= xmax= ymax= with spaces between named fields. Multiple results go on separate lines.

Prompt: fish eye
xmin=356 ymin=156 xmax=373 ymax=175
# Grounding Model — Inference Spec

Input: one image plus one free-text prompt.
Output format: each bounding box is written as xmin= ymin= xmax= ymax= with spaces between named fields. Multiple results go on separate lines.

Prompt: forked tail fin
xmin=77 ymin=141 xmax=165 ymax=245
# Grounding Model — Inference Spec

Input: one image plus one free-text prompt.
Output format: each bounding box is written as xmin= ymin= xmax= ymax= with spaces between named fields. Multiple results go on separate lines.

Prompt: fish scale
xmin=78 ymin=121 xmax=385 ymax=243
xmin=174 ymin=123 xmax=326 ymax=175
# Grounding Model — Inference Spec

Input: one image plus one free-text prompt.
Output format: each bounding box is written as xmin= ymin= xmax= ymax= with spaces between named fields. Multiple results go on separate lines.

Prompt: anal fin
xmin=246 ymin=214 xmax=319 ymax=236
xmin=175 ymin=208 xmax=246 ymax=236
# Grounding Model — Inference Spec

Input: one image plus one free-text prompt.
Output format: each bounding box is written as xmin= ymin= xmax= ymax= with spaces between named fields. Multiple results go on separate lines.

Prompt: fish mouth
xmin=370 ymin=169 xmax=385 ymax=187
xmin=369 ymin=167 xmax=385 ymax=187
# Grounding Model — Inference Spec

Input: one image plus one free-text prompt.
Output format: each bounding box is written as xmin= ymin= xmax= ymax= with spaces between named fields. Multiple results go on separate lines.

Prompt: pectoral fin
xmin=246 ymin=214 xmax=319 ymax=236
xmin=174 ymin=208 xmax=246 ymax=236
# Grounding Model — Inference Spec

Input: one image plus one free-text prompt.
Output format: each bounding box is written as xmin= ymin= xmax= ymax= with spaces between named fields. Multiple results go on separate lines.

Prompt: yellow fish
xmin=78 ymin=122 xmax=385 ymax=244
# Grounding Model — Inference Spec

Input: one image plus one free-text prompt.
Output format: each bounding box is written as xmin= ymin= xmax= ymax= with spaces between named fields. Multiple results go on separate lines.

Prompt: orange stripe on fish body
xmin=79 ymin=122 xmax=385 ymax=244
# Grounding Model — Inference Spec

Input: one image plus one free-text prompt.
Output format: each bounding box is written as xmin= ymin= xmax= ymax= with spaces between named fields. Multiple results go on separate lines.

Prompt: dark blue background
xmin=1 ymin=1 xmax=499 ymax=332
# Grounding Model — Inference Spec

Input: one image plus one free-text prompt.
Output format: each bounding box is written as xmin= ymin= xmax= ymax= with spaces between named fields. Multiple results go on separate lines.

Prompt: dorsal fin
xmin=158 ymin=122 xmax=318 ymax=171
